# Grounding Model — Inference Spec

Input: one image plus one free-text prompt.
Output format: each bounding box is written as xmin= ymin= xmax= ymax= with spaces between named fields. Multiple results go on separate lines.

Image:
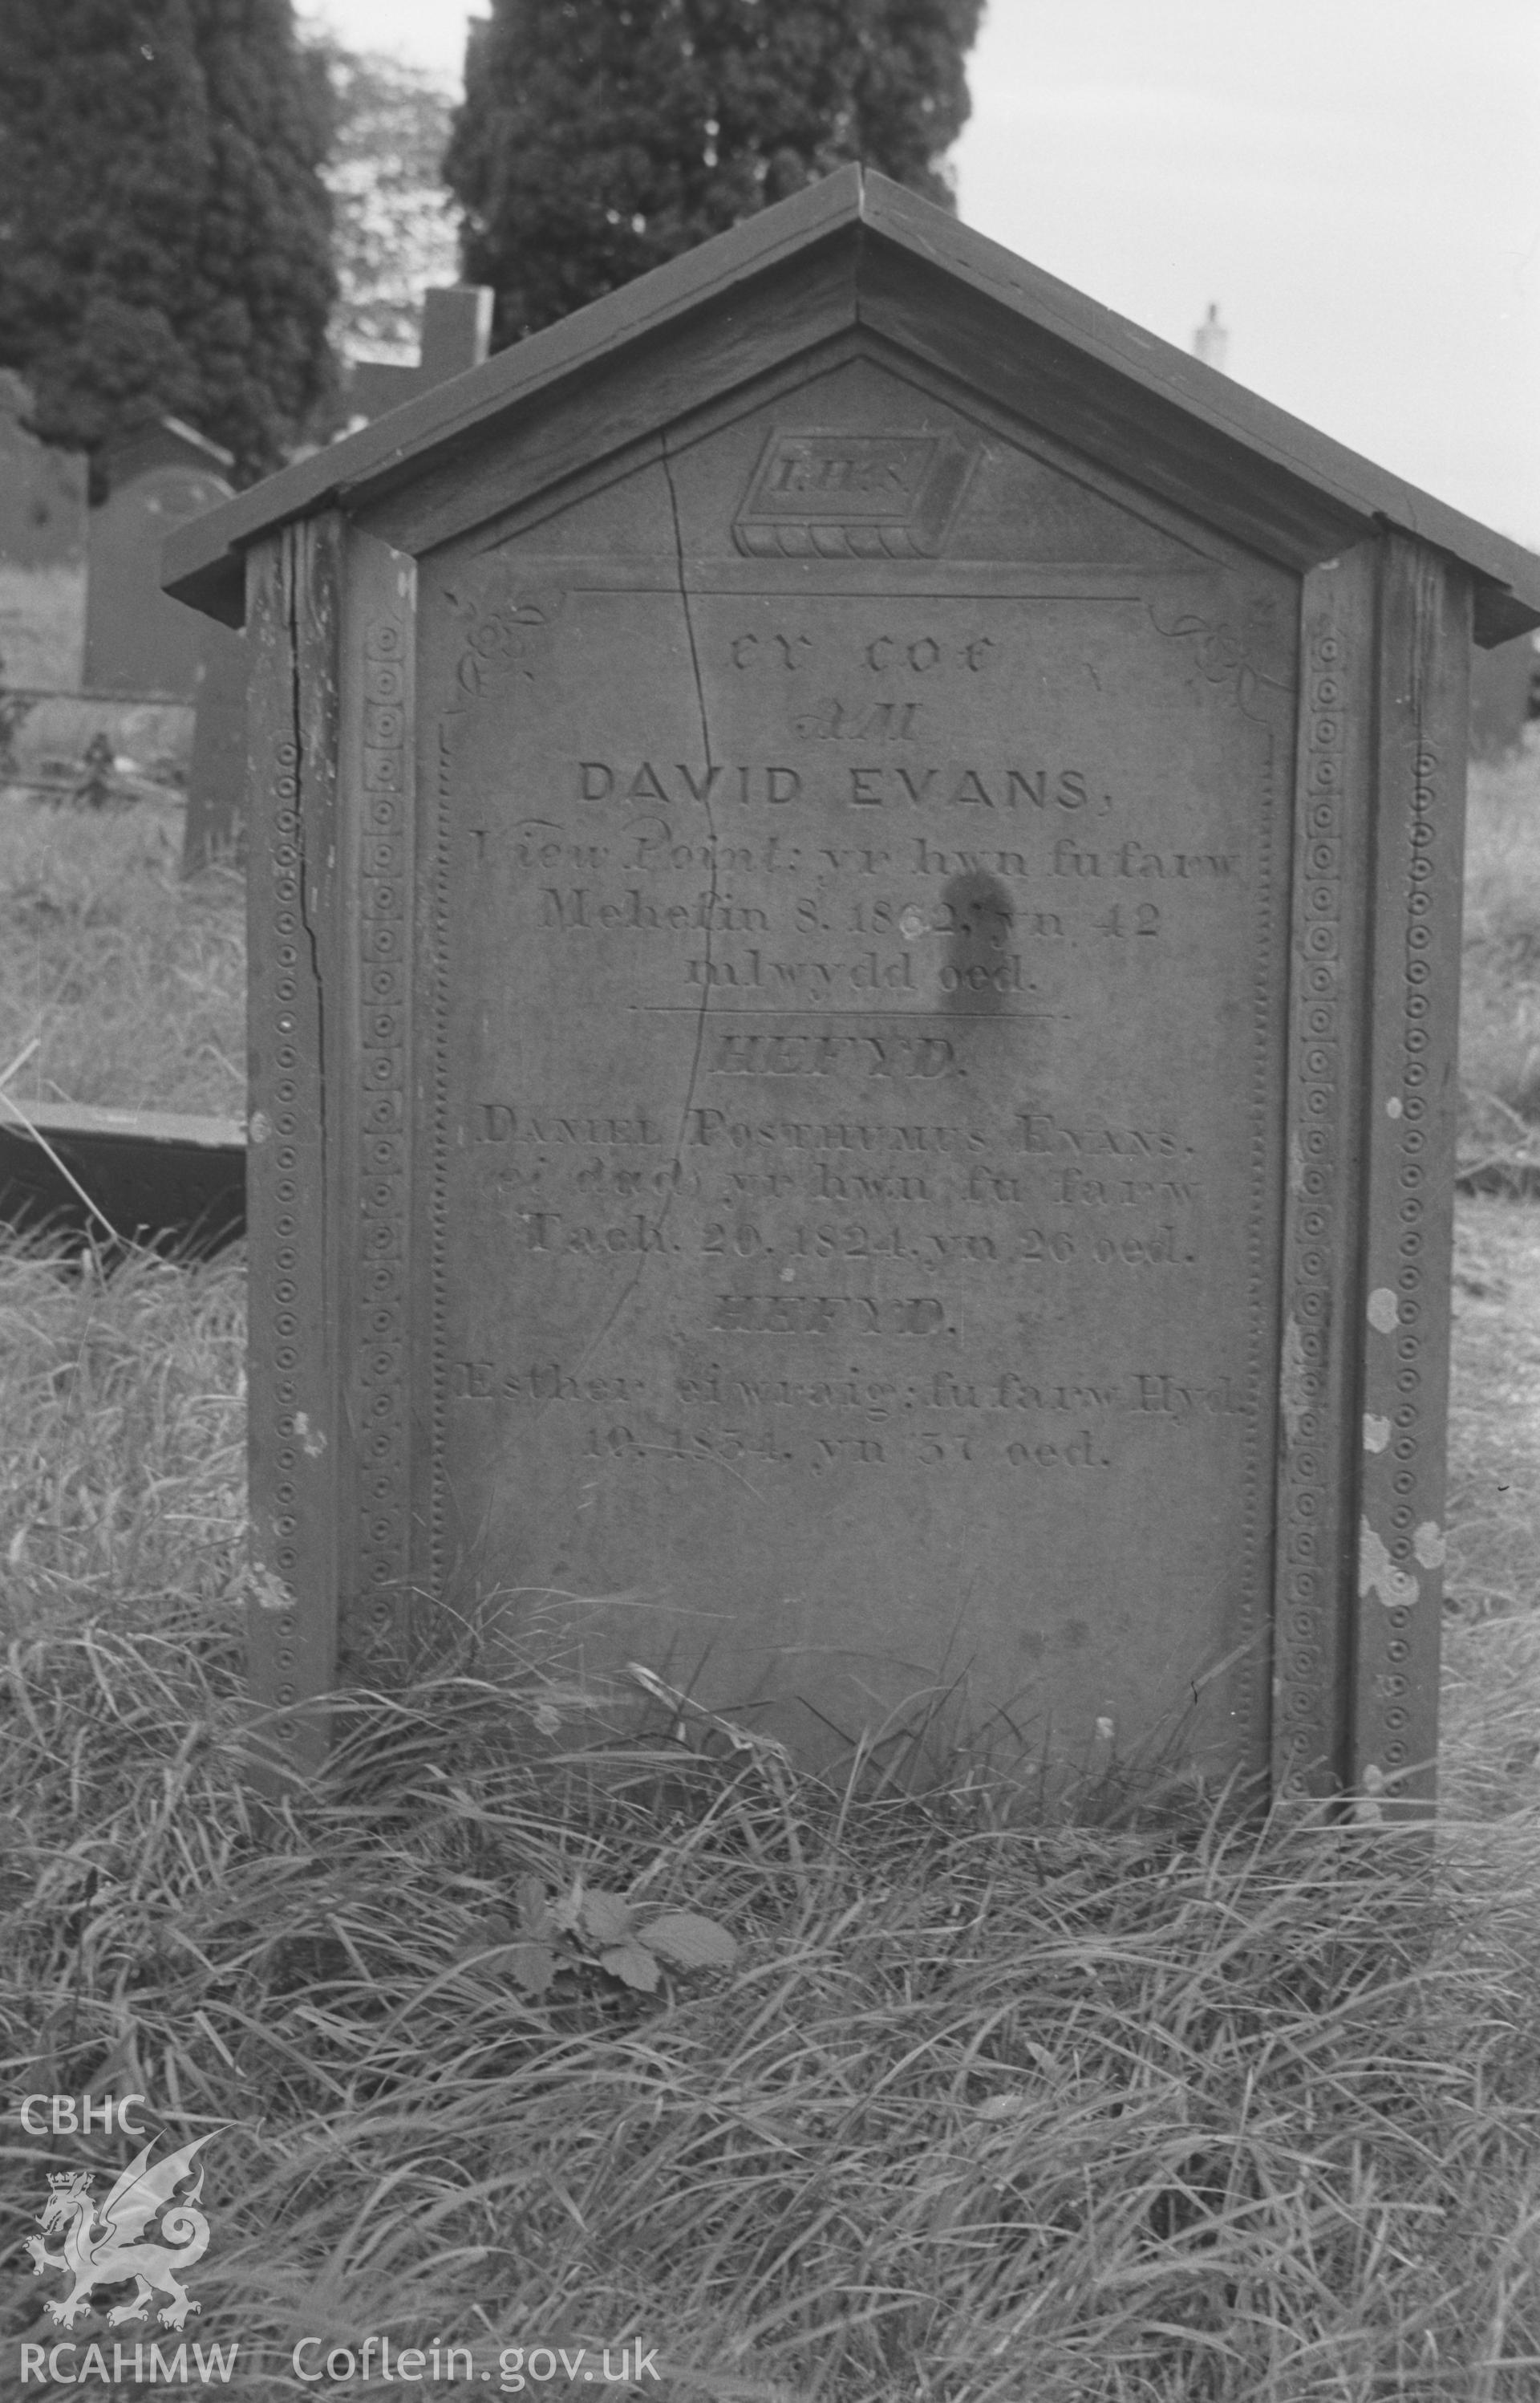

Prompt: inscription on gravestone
xmin=424 ymin=370 xmax=1294 ymax=1775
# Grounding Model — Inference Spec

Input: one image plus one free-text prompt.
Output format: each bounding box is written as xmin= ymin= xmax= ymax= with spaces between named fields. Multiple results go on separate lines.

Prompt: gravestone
xmin=180 ymin=622 xmax=250 ymax=865
xmin=1467 ymin=630 xmax=1538 ymax=761
xmin=347 ymin=286 xmax=494 ymax=424
xmin=165 ymin=168 xmax=1540 ymax=1807
xmin=84 ymin=417 xmax=249 ymax=863
xmin=86 ymin=417 xmax=235 ymax=696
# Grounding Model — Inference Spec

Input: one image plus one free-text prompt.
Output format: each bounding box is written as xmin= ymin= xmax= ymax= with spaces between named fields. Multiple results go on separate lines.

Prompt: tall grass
xmin=1461 ymin=740 xmax=1540 ymax=1150
xmin=0 ymin=795 xmax=244 ymax=1118
xmin=5 ymin=1606 xmax=1540 ymax=2399
xmin=1445 ymin=1200 xmax=1540 ymax=1623
xmin=0 ymin=1241 xmax=245 ymax=1629
xmin=2 ymin=784 xmax=1540 ymax=2396
xmin=2 ymin=1230 xmax=1540 ymax=2397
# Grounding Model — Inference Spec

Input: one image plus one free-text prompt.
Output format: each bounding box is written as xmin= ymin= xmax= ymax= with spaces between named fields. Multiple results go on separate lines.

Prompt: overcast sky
xmin=298 ymin=0 xmax=1540 ymax=549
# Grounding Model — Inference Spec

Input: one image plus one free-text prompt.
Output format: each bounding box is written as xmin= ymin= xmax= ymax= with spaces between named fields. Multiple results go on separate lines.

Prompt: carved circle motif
xmin=432 ymin=581 xmax=553 ymax=1589
xmin=352 ymin=617 xmax=409 ymax=1656
xmin=1149 ymin=599 xmax=1283 ymax=1770
xmin=268 ymin=733 xmax=303 ymax=1730
xmin=1279 ymin=623 xmax=1344 ymax=1792
xmin=1241 ymin=613 xmax=1279 ymax=1784
xmin=1364 ymin=729 xmax=1437 ymax=1773
xmin=1392 ymin=752 xmax=1433 ymax=1410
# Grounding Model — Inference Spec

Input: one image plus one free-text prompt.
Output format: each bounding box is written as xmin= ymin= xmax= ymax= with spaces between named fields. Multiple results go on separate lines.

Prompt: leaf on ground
xmin=599 ymin=1941 xmax=659 ymax=1992
xmin=638 ymin=1910 xmax=737 ymax=1970
xmin=504 ymin=1940 xmax=557 ymax=1996
xmin=551 ymin=1878 xmax=585 ymax=1935
xmin=514 ymin=1873 xmax=553 ymax=1937
xmin=454 ymin=1911 xmax=515 ymax=1963
xmin=580 ymin=1888 xmax=634 ymax=1945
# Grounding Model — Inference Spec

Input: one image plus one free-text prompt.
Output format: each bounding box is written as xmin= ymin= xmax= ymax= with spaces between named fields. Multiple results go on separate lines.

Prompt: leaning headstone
xmin=0 ymin=371 xmax=87 ymax=692
xmin=165 ymin=168 xmax=1540 ymax=1806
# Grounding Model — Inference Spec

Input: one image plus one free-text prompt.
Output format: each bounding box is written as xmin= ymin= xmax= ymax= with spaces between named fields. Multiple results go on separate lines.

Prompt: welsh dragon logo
xmin=24 ymin=2130 xmax=221 ymax=2331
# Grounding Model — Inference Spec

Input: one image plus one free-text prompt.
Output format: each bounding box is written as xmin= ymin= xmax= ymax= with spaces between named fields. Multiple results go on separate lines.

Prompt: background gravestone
xmin=1467 ymin=631 xmax=1539 ymax=762
xmin=86 ymin=418 xmax=235 ymax=697
xmin=85 ymin=418 xmax=245 ymax=845
xmin=180 ymin=623 xmax=252 ymax=867
xmin=347 ymin=285 xmax=494 ymax=424
xmin=0 ymin=386 xmax=200 ymax=798
xmin=165 ymin=169 xmax=1540 ymax=1806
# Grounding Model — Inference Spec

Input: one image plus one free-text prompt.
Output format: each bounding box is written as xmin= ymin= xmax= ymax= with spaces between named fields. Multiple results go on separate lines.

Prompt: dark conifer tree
xmin=445 ymin=0 xmax=983 ymax=343
xmin=0 ymin=0 xmax=335 ymax=483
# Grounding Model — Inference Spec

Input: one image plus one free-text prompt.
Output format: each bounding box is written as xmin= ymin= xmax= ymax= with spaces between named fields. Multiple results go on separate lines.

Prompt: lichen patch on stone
xmin=238 ymin=1561 xmax=297 ymax=1614
xmin=1288 ymin=1133 xmax=1305 ymax=1196
xmin=1279 ymin=1317 xmax=1309 ymax=1444
xmin=1412 ymin=1520 xmax=1446 ymax=1570
xmin=1359 ymin=1518 xmax=1420 ymax=1609
xmin=294 ymin=1411 xmax=327 ymax=1459
xmin=1368 ymin=1288 xmax=1400 ymax=1333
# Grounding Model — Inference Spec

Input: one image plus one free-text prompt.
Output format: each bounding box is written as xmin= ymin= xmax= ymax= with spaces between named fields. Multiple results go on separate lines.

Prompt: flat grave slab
xmin=0 ymin=1098 xmax=245 ymax=1260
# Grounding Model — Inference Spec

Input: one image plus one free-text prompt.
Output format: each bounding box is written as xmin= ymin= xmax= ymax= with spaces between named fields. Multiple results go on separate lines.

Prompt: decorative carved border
xmin=244 ymin=521 xmax=342 ymax=1770
xmin=261 ymin=718 xmax=306 ymax=1711
xmin=347 ymin=610 xmax=412 ymax=1661
xmin=428 ymin=572 xmax=557 ymax=1596
xmin=430 ymin=704 xmax=452 ymax=1599
xmin=1357 ymin=729 xmax=1441 ymax=1774
xmin=1352 ymin=543 xmax=1466 ymax=1803
xmin=1273 ymin=617 xmax=1348 ymax=1791
xmin=1241 ymin=659 xmax=1284 ymax=1776
xmin=1150 ymin=595 xmax=1291 ymax=1771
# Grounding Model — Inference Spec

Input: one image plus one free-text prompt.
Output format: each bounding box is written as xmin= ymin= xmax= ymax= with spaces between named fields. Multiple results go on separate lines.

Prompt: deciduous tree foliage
xmin=0 ymin=0 xmax=335 ymax=484
xmin=314 ymin=45 xmax=460 ymax=367
xmin=445 ymin=0 xmax=983 ymax=343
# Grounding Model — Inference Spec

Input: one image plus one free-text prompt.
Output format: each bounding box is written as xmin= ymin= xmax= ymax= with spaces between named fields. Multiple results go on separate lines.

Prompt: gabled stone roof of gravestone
xmin=164 ymin=165 xmax=1540 ymax=648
